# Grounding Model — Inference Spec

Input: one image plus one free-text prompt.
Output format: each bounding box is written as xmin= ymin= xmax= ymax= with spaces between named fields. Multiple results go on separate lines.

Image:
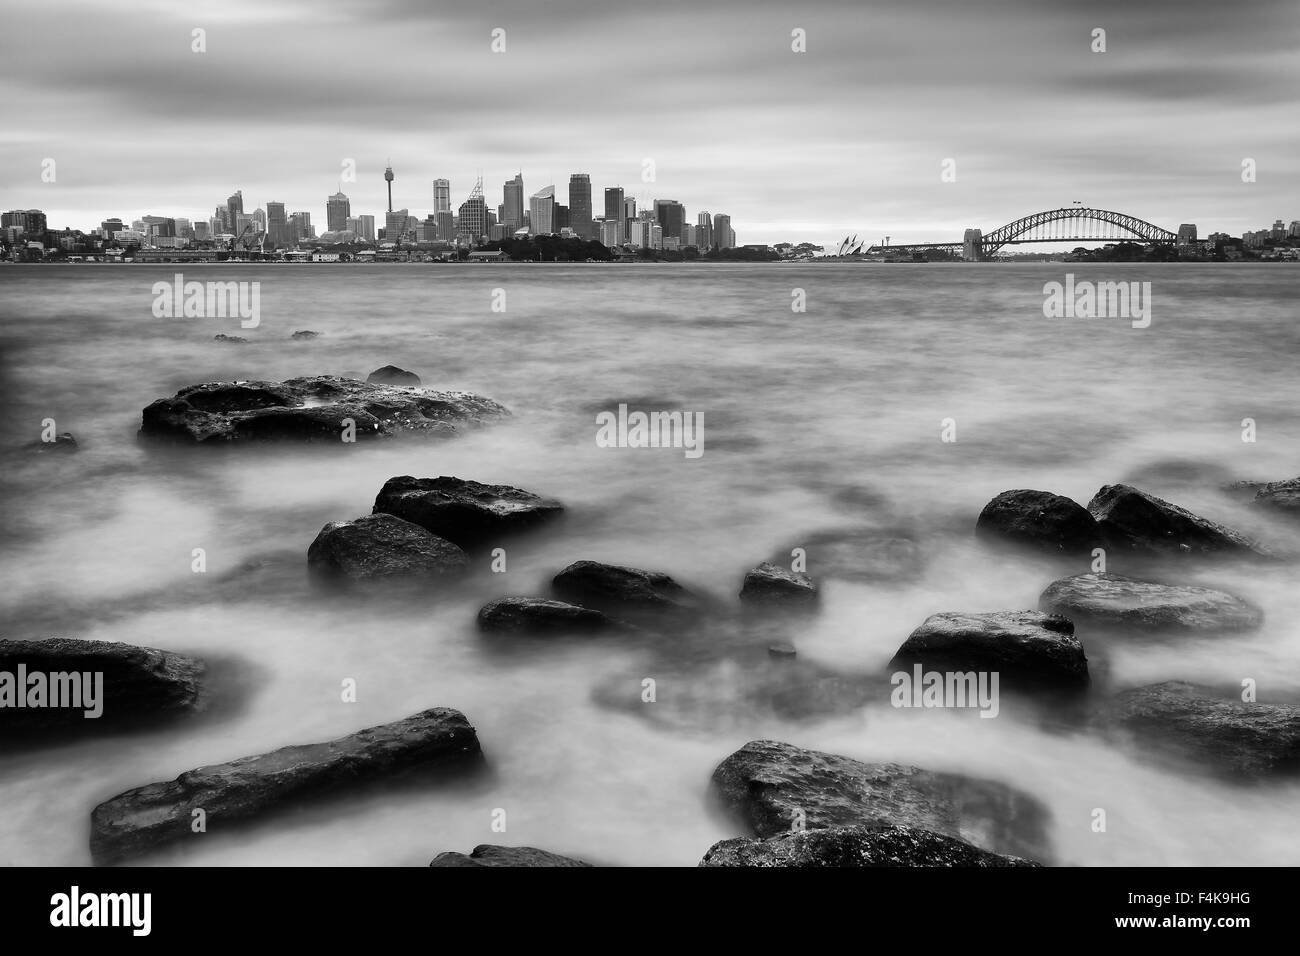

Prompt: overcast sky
xmin=1 ymin=0 xmax=1296 ymax=245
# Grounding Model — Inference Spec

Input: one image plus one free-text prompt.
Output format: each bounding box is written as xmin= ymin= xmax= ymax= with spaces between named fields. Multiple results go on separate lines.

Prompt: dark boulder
xmin=552 ymin=560 xmax=698 ymax=618
xmin=430 ymin=845 xmax=592 ymax=867
xmin=373 ymin=476 xmax=562 ymax=550
xmin=1253 ymin=477 xmax=1300 ymax=515
xmin=975 ymin=489 xmax=1101 ymax=555
xmin=1106 ymin=682 xmax=1300 ymax=778
xmin=290 ymin=330 xmax=320 ymax=339
xmin=711 ymin=739 xmax=1052 ymax=862
xmin=90 ymin=707 xmax=483 ymax=864
xmin=213 ymin=333 xmax=248 ymax=344
xmin=139 ymin=376 xmax=509 ymax=444
xmin=739 ymin=563 xmax=817 ymax=604
xmin=477 ymin=597 xmax=616 ymax=634
xmin=1088 ymin=483 xmax=1268 ymax=558
xmin=889 ymin=610 xmax=1089 ymax=690
xmin=307 ymin=514 xmax=468 ymax=581
xmin=367 ymin=365 xmax=422 ymax=387
xmin=700 ymin=824 xmax=1039 ymax=867
xmin=1039 ymin=572 xmax=1262 ymax=633
xmin=0 ymin=638 xmax=204 ymax=736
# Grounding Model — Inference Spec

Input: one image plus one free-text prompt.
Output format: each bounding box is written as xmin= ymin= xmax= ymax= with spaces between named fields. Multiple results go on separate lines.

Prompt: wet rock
xmin=552 ymin=560 xmax=697 ymax=618
xmin=373 ymin=476 xmax=563 ymax=550
xmin=290 ymin=330 xmax=320 ymax=340
xmin=700 ymin=824 xmax=1040 ymax=868
xmin=1039 ymin=572 xmax=1262 ymax=633
xmin=90 ymin=707 xmax=482 ymax=864
xmin=1252 ymin=477 xmax=1300 ymax=515
xmin=889 ymin=610 xmax=1089 ymax=690
xmin=711 ymin=739 xmax=1052 ymax=862
xmin=0 ymin=638 xmax=203 ymax=736
xmin=307 ymin=514 xmax=468 ymax=581
xmin=27 ymin=432 xmax=78 ymax=454
xmin=367 ymin=365 xmax=422 ymax=387
xmin=1087 ymin=483 xmax=1268 ymax=558
xmin=1106 ymin=682 xmax=1300 ymax=778
xmin=213 ymin=333 xmax=248 ymax=344
xmin=975 ymin=489 xmax=1101 ymax=555
xmin=768 ymin=643 xmax=797 ymax=659
xmin=476 ymin=597 xmax=615 ymax=634
xmin=739 ymin=563 xmax=817 ymax=604
xmin=139 ymin=376 xmax=509 ymax=444
xmin=430 ymin=845 xmax=592 ymax=867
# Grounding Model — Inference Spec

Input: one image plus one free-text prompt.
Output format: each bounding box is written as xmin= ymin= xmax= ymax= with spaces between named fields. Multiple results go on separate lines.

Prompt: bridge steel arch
xmin=979 ymin=207 xmax=1177 ymax=256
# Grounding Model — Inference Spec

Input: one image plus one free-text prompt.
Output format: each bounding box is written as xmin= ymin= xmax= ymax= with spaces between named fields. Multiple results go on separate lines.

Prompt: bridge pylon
xmin=962 ymin=228 xmax=982 ymax=261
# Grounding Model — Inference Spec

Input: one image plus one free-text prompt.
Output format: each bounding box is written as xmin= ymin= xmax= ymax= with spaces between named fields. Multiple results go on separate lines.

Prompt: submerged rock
xmin=307 ymin=514 xmax=468 ymax=581
xmin=213 ymin=333 xmax=248 ymax=344
xmin=367 ymin=365 xmax=422 ymax=387
xmin=27 ymin=432 xmax=78 ymax=454
xmin=711 ymin=739 xmax=1052 ymax=862
xmin=373 ymin=476 xmax=563 ymax=550
xmin=700 ymin=824 xmax=1039 ymax=868
xmin=1039 ymin=572 xmax=1262 ymax=633
xmin=90 ymin=707 xmax=483 ymax=864
xmin=975 ymin=489 xmax=1101 ymax=555
xmin=139 ymin=376 xmax=509 ymax=444
xmin=290 ymin=330 xmax=320 ymax=340
xmin=1252 ymin=477 xmax=1300 ymax=515
xmin=739 ymin=563 xmax=818 ymax=604
xmin=430 ymin=845 xmax=592 ymax=867
xmin=1087 ymin=483 xmax=1268 ymax=558
xmin=0 ymin=638 xmax=204 ymax=736
xmin=889 ymin=611 xmax=1089 ymax=690
xmin=476 ymin=597 xmax=615 ymax=634
xmin=1106 ymin=682 xmax=1300 ymax=778
xmin=552 ymin=560 xmax=698 ymax=618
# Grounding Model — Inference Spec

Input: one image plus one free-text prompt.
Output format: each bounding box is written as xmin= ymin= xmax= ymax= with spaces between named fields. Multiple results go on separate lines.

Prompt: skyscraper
xmin=326 ymin=192 xmax=351 ymax=232
xmin=226 ymin=191 xmax=243 ymax=232
xmin=696 ymin=211 xmax=713 ymax=251
xmin=654 ymin=200 xmax=685 ymax=240
xmin=529 ymin=185 xmax=556 ymax=235
xmin=604 ymin=187 xmax=624 ymax=244
xmin=458 ymin=176 xmax=488 ymax=245
xmin=713 ymin=213 xmax=732 ymax=249
xmin=503 ymin=174 xmax=524 ymax=230
xmin=433 ymin=179 xmax=451 ymax=214
xmin=266 ymin=201 xmax=287 ymax=247
xmin=568 ymin=173 xmax=592 ymax=239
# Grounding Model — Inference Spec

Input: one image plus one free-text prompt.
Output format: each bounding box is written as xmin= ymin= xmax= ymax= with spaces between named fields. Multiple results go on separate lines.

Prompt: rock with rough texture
xmin=889 ymin=610 xmax=1089 ymax=689
xmin=0 ymin=638 xmax=204 ymax=735
xmin=739 ymin=562 xmax=818 ymax=604
xmin=1088 ymin=483 xmax=1268 ymax=558
xmin=90 ymin=707 xmax=482 ymax=864
xmin=700 ymin=824 xmax=1040 ymax=868
xmin=430 ymin=845 xmax=592 ymax=867
xmin=1253 ymin=477 xmax=1300 ymax=515
xmin=1106 ymin=682 xmax=1300 ymax=778
xmin=975 ymin=489 xmax=1101 ymax=555
xmin=552 ymin=560 xmax=698 ymax=617
xmin=711 ymin=739 xmax=1052 ymax=862
xmin=290 ymin=329 xmax=320 ymax=339
xmin=139 ymin=376 xmax=509 ymax=444
xmin=373 ymin=476 xmax=562 ymax=549
xmin=367 ymin=365 xmax=422 ymax=387
xmin=477 ymin=597 xmax=616 ymax=634
xmin=1039 ymin=572 xmax=1262 ymax=633
xmin=307 ymin=514 xmax=468 ymax=581
xmin=213 ymin=333 xmax=248 ymax=344
xmin=28 ymin=432 xmax=78 ymax=454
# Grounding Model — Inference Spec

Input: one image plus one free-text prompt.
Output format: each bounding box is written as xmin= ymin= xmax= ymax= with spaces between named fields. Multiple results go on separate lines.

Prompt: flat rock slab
xmin=140 ymin=376 xmax=509 ymax=443
xmin=889 ymin=610 xmax=1089 ymax=690
xmin=307 ymin=514 xmax=468 ymax=581
xmin=739 ymin=562 xmax=818 ymax=604
xmin=552 ymin=560 xmax=698 ymax=617
xmin=700 ymin=824 xmax=1039 ymax=867
xmin=1039 ymin=572 xmax=1262 ymax=633
xmin=90 ymin=707 xmax=482 ymax=864
xmin=976 ymin=489 xmax=1102 ymax=555
xmin=373 ymin=476 xmax=563 ymax=549
xmin=0 ymin=638 xmax=204 ymax=735
xmin=711 ymin=739 xmax=1052 ymax=862
xmin=477 ymin=597 xmax=616 ymax=634
xmin=1088 ymin=483 xmax=1268 ymax=558
xmin=1253 ymin=477 xmax=1300 ymax=514
xmin=430 ymin=845 xmax=592 ymax=867
xmin=1106 ymin=682 xmax=1300 ymax=778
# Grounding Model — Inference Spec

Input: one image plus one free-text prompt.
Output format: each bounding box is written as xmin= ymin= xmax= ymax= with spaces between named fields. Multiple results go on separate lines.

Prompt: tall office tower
xmin=385 ymin=208 xmax=411 ymax=241
xmin=457 ymin=176 xmax=488 ymax=244
xmin=193 ymin=222 xmax=210 ymax=241
xmin=696 ymin=211 xmax=713 ymax=251
xmin=384 ymin=165 xmax=395 ymax=213
xmin=568 ymin=173 xmax=592 ymax=239
xmin=290 ymin=211 xmax=313 ymax=240
xmin=623 ymin=197 xmax=636 ymax=222
xmin=356 ymin=215 xmax=376 ymax=241
xmin=713 ymin=213 xmax=732 ymax=249
xmin=682 ymin=223 xmax=695 ymax=247
xmin=100 ymin=217 xmax=124 ymax=237
xmin=502 ymin=173 xmax=524 ymax=229
xmin=604 ymin=187 xmax=625 ymax=244
xmin=654 ymin=200 xmax=685 ymax=240
xmin=436 ymin=210 xmax=455 ymax=241
xmin=529 ymin=185 xmax=556 ymax=235
xmin=253 ymin=208 xmax=266 ymax=231
xmin=266 ymin=201 xmax=287 ymax=247
xmin=555 ymin=203 xmax=570 ymax=231
xmin=226 ymin=190 xmax=243 ymax=231
xmin=600 ymin=219 xmax=621 ymax=247
xmin=627 ymin=220 xmax=649 ymax=248
xmin=433 ymin=178 xmax=451 ymax=214
xmin=174 ymin=217 xmax=192 ymax=239
xmin=326 ymin=192 xmax=351 ymax=232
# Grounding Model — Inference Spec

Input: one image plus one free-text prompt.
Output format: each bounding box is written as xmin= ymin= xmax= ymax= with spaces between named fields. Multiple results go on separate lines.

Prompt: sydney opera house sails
xmin=835 ymin=234 xmax=867 ymax=256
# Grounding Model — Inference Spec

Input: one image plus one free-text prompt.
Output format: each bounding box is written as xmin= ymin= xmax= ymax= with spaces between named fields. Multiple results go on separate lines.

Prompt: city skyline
xmin=1 ymin=0 xmax=1296 ymax=246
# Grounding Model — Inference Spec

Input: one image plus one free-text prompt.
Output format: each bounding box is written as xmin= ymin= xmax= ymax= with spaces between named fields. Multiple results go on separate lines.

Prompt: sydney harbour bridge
xmin=838 ymin=206 xmax=1180 ymax=260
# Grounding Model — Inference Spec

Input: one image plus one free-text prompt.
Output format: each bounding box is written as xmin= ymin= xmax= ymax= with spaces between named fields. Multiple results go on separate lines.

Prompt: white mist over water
xmin=1 ymin=262 xmax=1298 ymax=866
